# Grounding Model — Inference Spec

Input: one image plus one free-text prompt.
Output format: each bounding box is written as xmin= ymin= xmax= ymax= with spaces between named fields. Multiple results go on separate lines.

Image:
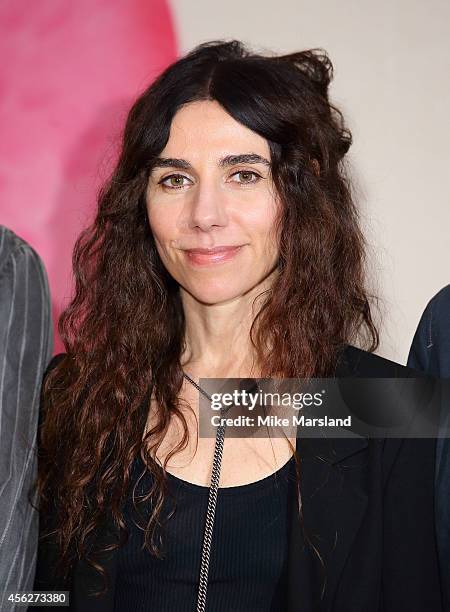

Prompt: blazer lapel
xmin=287 ymin=345 xmax=371 ymax=611
xmin=287 ymin=436 xmax=369 ymax=612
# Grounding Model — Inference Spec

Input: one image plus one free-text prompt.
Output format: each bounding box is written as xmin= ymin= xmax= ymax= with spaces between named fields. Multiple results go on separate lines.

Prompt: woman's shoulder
xmin=43 ymin=352 xmax=66 ymax=378
xmin=47 ymin=352 xmax=66 ymax=366
xmin=340 ymin=343 xmax=433 ymax=379
xmin=337 ymin=344 xmax=440 ymax=441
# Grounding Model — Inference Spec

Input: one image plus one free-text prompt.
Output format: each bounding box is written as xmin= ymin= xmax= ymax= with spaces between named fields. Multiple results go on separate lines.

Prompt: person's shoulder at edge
xmin=421 ymin=284 xmax=450 ymax=317
xmin=0 ymin=224 xmax=47 ymax=276
xmin=415 ymin=284 xmax=450 ymax=341
xmin=408 ymin=284 xmax=450 ymax=377
xmin=0 ymin=225 xmax=54 ymax=369
xmin=0 ymin=225 xmax=30 ymax=269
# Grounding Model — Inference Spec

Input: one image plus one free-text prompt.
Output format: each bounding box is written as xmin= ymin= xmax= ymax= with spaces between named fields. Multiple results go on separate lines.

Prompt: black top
xmin=113 ymin=452 xmax=297 ymax=612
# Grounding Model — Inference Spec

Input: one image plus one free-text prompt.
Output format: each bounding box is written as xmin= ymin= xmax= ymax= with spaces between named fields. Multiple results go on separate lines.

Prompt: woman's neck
xmin=180 ymin=286 xmax=267 ymax=379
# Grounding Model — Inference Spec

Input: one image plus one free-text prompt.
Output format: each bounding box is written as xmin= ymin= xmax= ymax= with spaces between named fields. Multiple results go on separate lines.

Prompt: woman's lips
xmin=183 ymin=245 xmax=244 ymax=266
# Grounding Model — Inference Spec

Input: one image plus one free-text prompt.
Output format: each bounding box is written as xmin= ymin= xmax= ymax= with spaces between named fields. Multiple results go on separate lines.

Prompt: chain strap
xmin=183 ymin=371 xmax=229 ymax=612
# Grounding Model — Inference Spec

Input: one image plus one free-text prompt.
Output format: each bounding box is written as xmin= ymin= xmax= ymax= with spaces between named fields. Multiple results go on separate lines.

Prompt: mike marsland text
xmin=210 ymin=414 xmax=352 ymax=428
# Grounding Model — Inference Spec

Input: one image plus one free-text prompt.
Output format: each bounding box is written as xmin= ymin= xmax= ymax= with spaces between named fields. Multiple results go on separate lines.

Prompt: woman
xmin=33 ymin=40 xmax=443 ymax=611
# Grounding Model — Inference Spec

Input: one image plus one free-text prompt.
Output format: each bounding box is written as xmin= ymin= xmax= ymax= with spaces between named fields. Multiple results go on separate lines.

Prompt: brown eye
xmin=231 ymin=171 xmax=261 ymax=184
xmin=159 ymin=174 xmax=190 ymax=189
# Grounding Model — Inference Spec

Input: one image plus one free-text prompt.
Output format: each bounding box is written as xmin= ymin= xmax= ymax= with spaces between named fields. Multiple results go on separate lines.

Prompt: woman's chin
xmin=183 ymin=280 xmax=251 ymax=306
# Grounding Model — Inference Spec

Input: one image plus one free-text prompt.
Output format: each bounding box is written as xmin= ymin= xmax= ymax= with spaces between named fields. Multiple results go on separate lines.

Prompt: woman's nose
xmin=187 ymin=183 xmax=229 ymax=232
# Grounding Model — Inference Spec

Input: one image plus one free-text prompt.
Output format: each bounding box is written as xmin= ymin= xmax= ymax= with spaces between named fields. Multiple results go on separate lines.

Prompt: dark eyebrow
xmin=151 ymin=157 xmax=192 ymax=171
xmin=150 ymin=153 xmax=271 ymax=172
xmin=218 ymin=154 xmax=270 ymax=167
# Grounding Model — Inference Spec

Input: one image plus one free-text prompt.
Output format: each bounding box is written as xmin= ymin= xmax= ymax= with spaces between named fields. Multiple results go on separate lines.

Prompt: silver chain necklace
xmin=182 ymin=371 xmax=229 ymax=612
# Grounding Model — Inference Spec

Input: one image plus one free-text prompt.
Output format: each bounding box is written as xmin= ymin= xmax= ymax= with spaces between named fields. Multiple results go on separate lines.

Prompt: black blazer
xmin=33 ymin=345 xmax=444 ymax=611
xmin=407 ymin=284 xmax=450 ymax=609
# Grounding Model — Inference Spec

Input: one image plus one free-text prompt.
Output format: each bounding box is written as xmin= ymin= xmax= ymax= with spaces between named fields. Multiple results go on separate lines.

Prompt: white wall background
xmin=169 ymin=0 xmax=450 ymax=364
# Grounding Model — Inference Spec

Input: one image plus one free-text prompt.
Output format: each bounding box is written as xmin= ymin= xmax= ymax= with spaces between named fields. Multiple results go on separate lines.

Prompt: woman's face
xmin=146 ymin=99 xmax=280 ymax=305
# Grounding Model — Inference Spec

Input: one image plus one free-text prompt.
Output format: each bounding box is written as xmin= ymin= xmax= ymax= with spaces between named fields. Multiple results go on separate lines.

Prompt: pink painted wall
xmin=0 ymin=0 xmax=178 ymax=353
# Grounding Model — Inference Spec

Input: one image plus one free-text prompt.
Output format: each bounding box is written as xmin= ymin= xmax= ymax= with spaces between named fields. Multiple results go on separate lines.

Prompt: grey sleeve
xmin=0 ymin=227 xmax=53 ymax=610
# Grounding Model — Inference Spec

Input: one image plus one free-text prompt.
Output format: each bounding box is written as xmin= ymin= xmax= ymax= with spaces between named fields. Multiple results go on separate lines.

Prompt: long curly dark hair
xmin=36 ymin=39 xmax=379 ymax=593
